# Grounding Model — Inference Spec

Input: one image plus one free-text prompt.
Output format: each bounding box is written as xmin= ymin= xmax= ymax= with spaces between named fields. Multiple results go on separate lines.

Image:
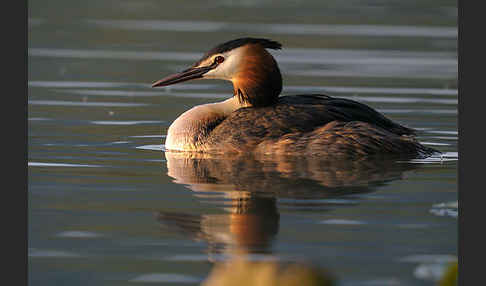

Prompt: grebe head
xmin=152 ymin=38 xmax=283 ymax=107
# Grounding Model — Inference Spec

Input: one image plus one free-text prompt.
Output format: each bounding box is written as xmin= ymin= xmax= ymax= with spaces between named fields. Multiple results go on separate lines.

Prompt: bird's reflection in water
xmin=155 ymin=195 xmax=279 ymax=256
xmin=156 ymin=152 xmax=419 ymax=260
xmin=201 ymin=258 xmax=335 ymax=286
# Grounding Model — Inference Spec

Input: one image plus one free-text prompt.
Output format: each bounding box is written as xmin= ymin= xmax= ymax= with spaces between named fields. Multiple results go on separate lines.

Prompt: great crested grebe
xmin=152 ymin=38 xmax=438 ymax=158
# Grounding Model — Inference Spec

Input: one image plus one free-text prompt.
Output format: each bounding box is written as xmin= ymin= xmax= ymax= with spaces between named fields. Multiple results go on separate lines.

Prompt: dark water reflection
xmin=157 ymin=152 xmax=420 ymax=259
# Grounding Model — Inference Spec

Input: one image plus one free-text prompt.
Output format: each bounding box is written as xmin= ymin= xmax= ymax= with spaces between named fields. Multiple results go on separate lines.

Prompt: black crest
xmin=194 ymin=38 xmax=282 ymax=66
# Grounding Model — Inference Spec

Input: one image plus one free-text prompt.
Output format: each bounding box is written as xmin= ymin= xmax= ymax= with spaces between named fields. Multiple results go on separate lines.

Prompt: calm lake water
xmin=28 ymin=1 xmax=457 ymax=285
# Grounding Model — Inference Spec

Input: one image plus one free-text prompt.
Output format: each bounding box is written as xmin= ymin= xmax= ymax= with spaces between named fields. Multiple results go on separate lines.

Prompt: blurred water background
xmin=28 ymin=0 xmax=457 ymax=285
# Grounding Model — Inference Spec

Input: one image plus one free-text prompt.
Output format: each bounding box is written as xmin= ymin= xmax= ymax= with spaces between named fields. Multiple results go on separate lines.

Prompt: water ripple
xmin=28 ymin=47 xmax=456 ymax=67
xmin=319 ymin=219 xmax=367 ymax=225
xmin=129 ymin=273 xmax=201 ymax=283
xmin=28 ymin=47 xmax=456 ymax=79
xmin=29 ymin=81 xmax=458 ymax=96
xmin=85 ymin=19 xmax=457 ymax=38
xmin=29 ymin=248 xmax=80 ymax=258
xmin=28 ymin=162 xmax=101 ymax=167
xmin=91 ymin=120 xmax=163 ymax=125
xmin=136 ymin=144 xmax=166 ymax=151
xmin=28 ymin=100 xmax=148 ymax=107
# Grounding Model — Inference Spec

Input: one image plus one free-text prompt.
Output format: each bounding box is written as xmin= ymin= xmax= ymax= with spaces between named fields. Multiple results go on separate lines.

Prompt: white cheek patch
xmin=203 ymin=48 xmax=244 ymax=80
xmin=202 ymin=68 xmax=218 ymax=79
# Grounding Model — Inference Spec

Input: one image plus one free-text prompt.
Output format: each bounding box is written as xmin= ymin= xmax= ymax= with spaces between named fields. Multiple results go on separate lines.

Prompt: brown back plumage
xmin=201 ymin=94 xmax=437 ymax=158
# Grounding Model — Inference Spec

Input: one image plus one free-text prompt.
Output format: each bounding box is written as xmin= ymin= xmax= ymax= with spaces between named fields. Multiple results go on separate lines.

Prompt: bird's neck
xmin=232 ymin=45 xmax=282 ymax=107
xmin=165 ymin=97 xmax=249 ymax=151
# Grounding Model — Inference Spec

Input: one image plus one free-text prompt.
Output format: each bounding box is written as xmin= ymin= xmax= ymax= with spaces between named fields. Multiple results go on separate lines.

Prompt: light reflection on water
xmin=28 ymin=0 xmax=457 ymax=285
xmin=28 ymin=100 xmax=149 ymax=107
xmin=29 ymin=47 xmax=456 ymax=79
xmin=29 ymin=81 xmax=458 ymax=96
xmin=84 ymin=19 xmax=458 ymax=38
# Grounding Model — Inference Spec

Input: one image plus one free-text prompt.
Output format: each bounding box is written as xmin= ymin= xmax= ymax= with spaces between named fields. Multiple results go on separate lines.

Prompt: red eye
xmin=215 ymin=56 xmax=225 ymax=64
